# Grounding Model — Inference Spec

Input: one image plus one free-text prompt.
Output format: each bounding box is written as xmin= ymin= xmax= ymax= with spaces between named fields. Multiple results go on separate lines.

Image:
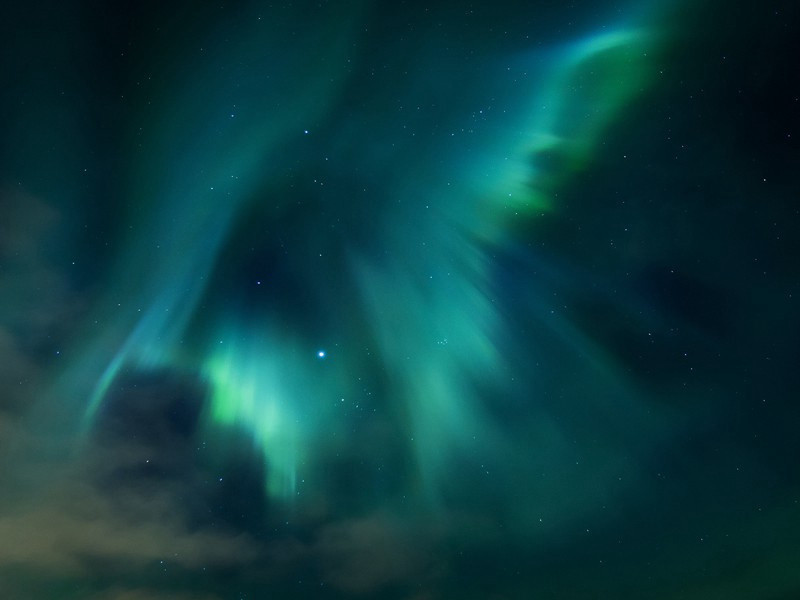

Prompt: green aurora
xmin=1 ymin=0 xmax=799 ymax=598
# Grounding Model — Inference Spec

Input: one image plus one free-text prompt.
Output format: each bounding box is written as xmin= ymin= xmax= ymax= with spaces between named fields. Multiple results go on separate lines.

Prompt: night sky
xmin=1 ymin=1 xmax=799 ymax=598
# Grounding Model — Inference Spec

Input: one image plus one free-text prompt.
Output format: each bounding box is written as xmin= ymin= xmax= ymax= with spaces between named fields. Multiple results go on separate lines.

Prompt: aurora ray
xmin=50 ymin=4 xmax=666 ymax=504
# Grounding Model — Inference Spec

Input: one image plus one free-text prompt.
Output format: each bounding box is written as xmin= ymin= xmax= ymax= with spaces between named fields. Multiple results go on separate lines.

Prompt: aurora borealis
xmin=1 ymin=0 xmax=799 ymax=598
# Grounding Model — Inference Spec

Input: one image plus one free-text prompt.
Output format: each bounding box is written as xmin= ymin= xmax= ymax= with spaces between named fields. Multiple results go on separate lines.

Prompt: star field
xmin=1 ymin=1 xmax=799 ymax=599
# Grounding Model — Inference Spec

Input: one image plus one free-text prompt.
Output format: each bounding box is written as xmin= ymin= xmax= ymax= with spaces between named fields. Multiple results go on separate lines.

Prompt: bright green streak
xmin=203 ymin=336 xmax=298 ymax=498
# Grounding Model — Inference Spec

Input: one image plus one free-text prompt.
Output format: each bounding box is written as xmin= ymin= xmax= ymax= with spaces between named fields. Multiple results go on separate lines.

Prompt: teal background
xmin=0 ymin=1 xmax=798 ymax=598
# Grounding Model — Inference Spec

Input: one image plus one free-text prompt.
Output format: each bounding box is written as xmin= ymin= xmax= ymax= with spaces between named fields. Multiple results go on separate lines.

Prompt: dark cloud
xmin=0 ymin=463 xmax=260 ymax=576
xmin=0 ymin=189 xmax=90 ymax=422
xmin=313 ymin=513 xmax=443 ymax=595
